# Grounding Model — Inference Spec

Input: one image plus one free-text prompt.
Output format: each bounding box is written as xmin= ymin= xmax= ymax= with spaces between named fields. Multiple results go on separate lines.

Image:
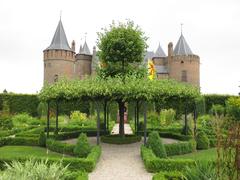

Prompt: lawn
xmin=171 ymin=148 xmax=217 ymax=161
xmin=0 ymin=146 xmax=68 ymax=159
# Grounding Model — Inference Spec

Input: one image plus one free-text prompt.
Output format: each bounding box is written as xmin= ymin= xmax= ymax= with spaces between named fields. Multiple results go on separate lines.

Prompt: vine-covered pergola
xmin=39 ymin=76 xmax=200 ymax=145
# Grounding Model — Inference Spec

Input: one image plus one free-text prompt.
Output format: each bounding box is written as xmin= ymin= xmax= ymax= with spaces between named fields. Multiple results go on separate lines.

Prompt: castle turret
xmin=43 ymin=19 xmax=75 ymax=84
xmin=152 ymin=43 xmax=168 ymax=79
xmin=169 ymin=33 xmax=200 ymax=87
xmin=75 ymin=41 xmax=92 ymax=79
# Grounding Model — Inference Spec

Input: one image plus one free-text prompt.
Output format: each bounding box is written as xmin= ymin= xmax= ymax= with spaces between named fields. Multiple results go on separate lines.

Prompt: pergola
xmin=39 ymin=76 xmax=200 ymax=145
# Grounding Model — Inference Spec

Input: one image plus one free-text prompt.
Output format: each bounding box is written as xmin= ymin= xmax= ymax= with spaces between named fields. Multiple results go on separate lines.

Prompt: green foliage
xmin=152 ymin=171 xmax=186 ymax=180
xmin=0 ymin=93 xmax=39 ymax=116
xmin=184 ymin=161 xmax=217 ymax=180
xmin=196 ymin=131 xmax=209 ymax=150
xmin=195 ymin=96 xmax=206 ymax=115
xmin=0 ymin=115 xmax=13 ymax=130
xmin=46 ymin=139 xmax=75 ymax=156
xmin=11 ymin=113 xmax=42 ymax=127
xmin=101 ymin=134 xmax=141 ymax=144
xmin=210 ymin=104 xmax=225 ymax=116
xmin=1 ymin=100 xmax=10 ymax=115
xmin=146 ymin=131 xmax=167 ymax=158
xmin=39 ymin=131 xmax=46 ymax=147
xmin=0 ymin=137 xmax=39 ymax=146
xmin=226 ymin=97 xmax=240 ymax=121
xmin=70 ymin=111 xmax=87 ymax=123
xmin=0 ymin=159 xmax=68 ymax=180
xmin=141 ymin=146 xmax=195 ymax=172
xmin=204 ymin=94 xmax=235 ymax=113
xmin=39 ymin=76 xmax=199 ymax=103
xmin=74 ymin=133 xmax=91 ymax=158
xmin=37 ymin=102 xmax=47 ymax=118
xmin=197 ymin=115 xmax=212 ymax=127
xmin=97 ymin=20 xmax=147 ymax=77
xmin=160 ymin=109 xmax=176 ymax=126
xmin=64 ymin=171 xmax=88 ymax=180
xmin=165 ymin=140 xmax=196 ymax=156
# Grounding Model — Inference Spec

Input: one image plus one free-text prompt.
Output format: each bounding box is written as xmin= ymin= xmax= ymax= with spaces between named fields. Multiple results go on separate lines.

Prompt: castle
xmin=43 ymin=20 xmax=200 ymax=87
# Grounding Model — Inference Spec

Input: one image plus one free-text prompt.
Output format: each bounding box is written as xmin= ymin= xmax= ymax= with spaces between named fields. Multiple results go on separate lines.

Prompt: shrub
xmin=0 ymin=115 xmax=13 ymax=130
xmin=46 ymin=139 xmax=75 ymax=156
xmin=165 ymin=140 xmax=196 ymax=156
xmin=152 ymin=171 xmax=186 ymax=180
xmin=74 ymin=133 xmax=91 ymax=158
xmin=63 ymin=171 xmax=88 ymax=180
xmin=101 ymin=135 xmax=141 ymax=144
xmin=160 ymin=109 xmax=176 ymax=126
xmin=184 ymin=161 xmax=217 ymax=180
xmin=141 ymin=146 xmax=195 ymax=172
xmin=37 ymin=102 xmax=47 ymax=118
xmin=11 ymin=113 xmax=42 ymax=127
xmin=196 ymin=131 xmax=209 ymax=150
xmin=0 ymin=158 xmax=68 ymax=180
xmin=2 ymin=137 xmax=39 ymax=146
xmin=146 ymin=131 xmax=167 ymax=158
xmin=226 ymin=97 xmax=240 ymax=121
xmin=70 ymin=111 xmax=87 ymax=122
xmin=210 ymin=104 xmax=225 ymax=116
xmin=39 ymin=131 xmax=46 ymax=147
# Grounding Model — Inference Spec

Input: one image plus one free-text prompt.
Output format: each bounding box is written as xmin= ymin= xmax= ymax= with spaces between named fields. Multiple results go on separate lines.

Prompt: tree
xmin=97 ymin=20 xmax=147 ymax=136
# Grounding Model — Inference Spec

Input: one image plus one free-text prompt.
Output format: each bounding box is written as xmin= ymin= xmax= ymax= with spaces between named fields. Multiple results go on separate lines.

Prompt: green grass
xmin=0 ymin=146 xmax=67 ymax=159
xmin=171 ymin=148 xmax=217 ymax=161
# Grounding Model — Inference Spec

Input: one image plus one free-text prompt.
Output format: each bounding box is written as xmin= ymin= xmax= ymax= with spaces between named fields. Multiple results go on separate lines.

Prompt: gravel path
xmin=63 ymin=124 xmax=179 ymax=180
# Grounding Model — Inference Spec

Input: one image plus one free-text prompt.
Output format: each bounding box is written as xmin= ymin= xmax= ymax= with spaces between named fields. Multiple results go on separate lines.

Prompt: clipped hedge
xmin=101 ymin=134 xmax=141 ymax=144
xmin=46 ymin=139 xmax=75 ymax=156
xmin=0 ymin=93 xmax=39 ymax=116
xmin=165 ymin=140 xmax=196 ymax=156
xmin=0 ymin=146 xmax=101 ymax=172
xmin=0 ymin=137 xmax=39 ymax=146
xmin=152 ymin=171 xmax=186 ymax=180
xmin=141 ymin=146 xmax=195 ymax=173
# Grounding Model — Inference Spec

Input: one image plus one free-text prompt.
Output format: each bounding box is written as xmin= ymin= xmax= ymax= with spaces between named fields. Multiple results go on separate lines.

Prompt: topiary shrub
xmin=74 ymin=133 xmax=91 ymax=158
xmin=38 ymin=131 xmax=46 ymax=147
xmin=146 ymin=131 xmax=167 ymax=158
xmin=196 ymin=131 xmax=209 ymax=150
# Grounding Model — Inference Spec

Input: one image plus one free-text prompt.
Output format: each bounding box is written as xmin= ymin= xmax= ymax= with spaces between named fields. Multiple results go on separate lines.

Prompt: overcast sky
xmin=0 ymin=0 xmax=239 ymax=95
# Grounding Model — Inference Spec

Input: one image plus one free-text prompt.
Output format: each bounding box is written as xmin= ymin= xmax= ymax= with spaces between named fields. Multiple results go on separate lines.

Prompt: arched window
xmin=181 ymin=70 xmax=187 ymax=82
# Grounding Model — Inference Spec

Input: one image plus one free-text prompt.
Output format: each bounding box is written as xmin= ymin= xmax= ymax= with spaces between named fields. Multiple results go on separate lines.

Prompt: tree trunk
xmin=103 ymin=100 xmax=107 ymax=133
xmin=118 ymin=100 xmax=125 ymax=136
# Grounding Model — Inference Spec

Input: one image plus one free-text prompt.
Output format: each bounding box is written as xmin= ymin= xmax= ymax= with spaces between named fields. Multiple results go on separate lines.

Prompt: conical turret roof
xmin=174 ymin=34 xmax=193 ymax=55
xmin=154 ymin=43 xmax=166 ymax=57
xmin=45 ymin=20 xmax=71 ymax=51
xmin=79 ymin=41 xmax=91 ymax=55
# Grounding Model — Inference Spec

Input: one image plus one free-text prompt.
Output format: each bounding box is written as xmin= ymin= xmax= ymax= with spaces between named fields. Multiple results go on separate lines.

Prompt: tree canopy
xmin=39 ymin=75 xmax=200 ymax=103
xmin=97 ymin=20 xmax=148 ymax=77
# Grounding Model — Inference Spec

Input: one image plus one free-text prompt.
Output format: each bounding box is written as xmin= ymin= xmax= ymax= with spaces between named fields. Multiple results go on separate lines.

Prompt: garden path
xmin=63 ymin=124 xmax=178 ymax=180
xmin=89 ymin=123 xmax=152 ymax=180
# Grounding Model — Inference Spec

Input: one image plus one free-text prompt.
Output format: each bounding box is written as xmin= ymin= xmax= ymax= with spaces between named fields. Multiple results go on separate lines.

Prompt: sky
xmin=0 ymin=0 xmax=240 ymax=95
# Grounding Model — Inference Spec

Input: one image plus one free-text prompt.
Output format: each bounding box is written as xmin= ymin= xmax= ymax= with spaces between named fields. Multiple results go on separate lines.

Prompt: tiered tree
xmin=97 ymin=21 xmax=147 ymax=136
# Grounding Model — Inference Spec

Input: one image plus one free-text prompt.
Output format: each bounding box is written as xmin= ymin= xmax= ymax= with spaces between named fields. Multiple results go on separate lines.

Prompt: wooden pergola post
xmin=47 ymin=101 xmax=50 ymax=138
xmin=134 ymin=102 xmax=137 ymax=134
xmin=103 ymin=100 xmax=107 ymax=133
xmin=136 ymin=101 xmax=139 ymax=135
xmin=96 ymin=101 xmax=101 ymax=145
xmin=144 ymin=101 xmax=147 ymax=145
xmin=184 ymin=101 xmax=188 ymax=135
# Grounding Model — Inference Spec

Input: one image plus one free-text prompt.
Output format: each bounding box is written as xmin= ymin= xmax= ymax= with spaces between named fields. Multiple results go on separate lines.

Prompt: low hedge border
xmin=46 ymin=139 xmax=75 ymax=156
xmin=0 ymin=137 xmax=39 ymax=147
xmin=101 ymin=135 xmax=141 ymax=144
xmin=152 ymin=171 xmax=186 ymax=180
xmin=164 ymin=140 xmax=196 ymax=156
xmin=54 ymin=130 xmax=110 ymax=140
xmin=141 ymin=145 xmax=195 ymax=173
xmin=0 ymin=145 xmax=101 ymax=172
xmin=64 ymin=170 xmax=88 ymax=180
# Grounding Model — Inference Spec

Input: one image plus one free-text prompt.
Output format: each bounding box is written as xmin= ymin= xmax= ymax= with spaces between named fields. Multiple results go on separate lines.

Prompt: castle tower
xmin=169 ymin=33 xmax=200 ymax=87
xmin=75 ymin=41 xmax=92 ymax=79
xmin=43 ymin=19 xmax=75 ymax=84
xmin=152 ymin=43 xmax=168 ymax=79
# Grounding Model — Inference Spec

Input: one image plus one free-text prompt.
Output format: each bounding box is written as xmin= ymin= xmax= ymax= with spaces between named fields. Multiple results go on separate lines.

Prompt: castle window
xmin=181 ymin=61 xmax=184 ymax=64
xmin=44 ymin=63 xmax=46 ymax=68
xmin=181 ymin=70 xmax=187 ymax=82
xmin=54 ymin=74 xmax=58 ymax=82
